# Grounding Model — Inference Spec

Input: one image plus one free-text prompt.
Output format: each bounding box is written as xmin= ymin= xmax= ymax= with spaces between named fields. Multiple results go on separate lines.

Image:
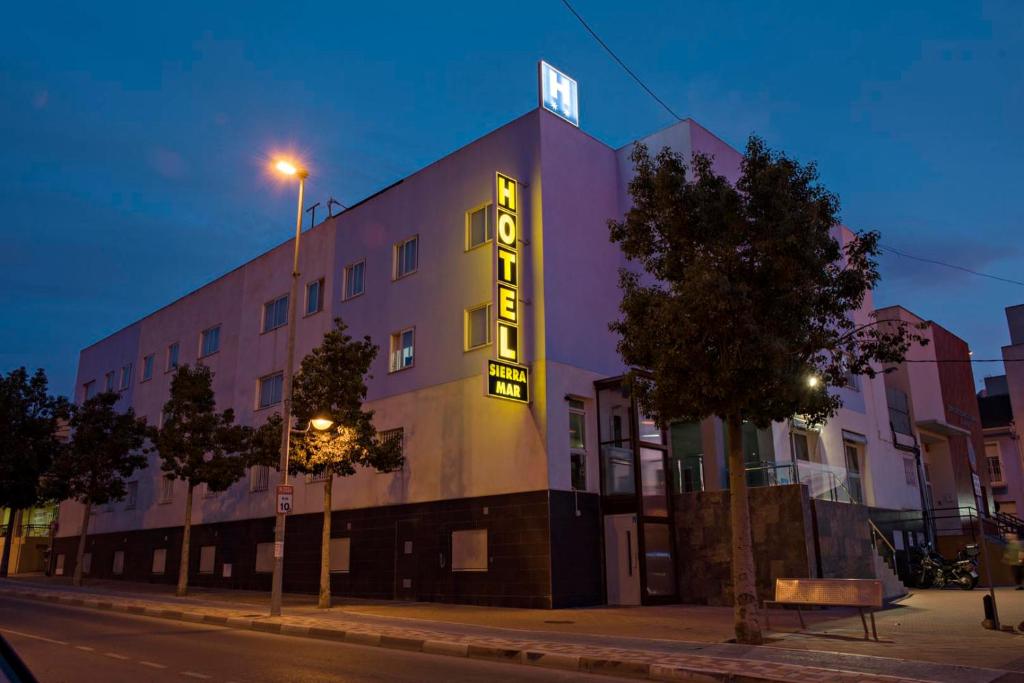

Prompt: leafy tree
xmin=261 ymin=318 xmax=403 ymax=609
xmin=0 ymin=368 xmax=67 ymax=577
xmin=49 ymin=391 xmax=149 ymax=586
xmin=152 ymin=365 xmax=259 ymax=596
xmin=609 ymin=138 xmax=923 ymax=644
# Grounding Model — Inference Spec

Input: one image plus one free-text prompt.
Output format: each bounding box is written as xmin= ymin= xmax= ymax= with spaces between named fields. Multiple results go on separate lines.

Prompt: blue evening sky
xmin=1 ymin=1 xmax=1021 ymax=395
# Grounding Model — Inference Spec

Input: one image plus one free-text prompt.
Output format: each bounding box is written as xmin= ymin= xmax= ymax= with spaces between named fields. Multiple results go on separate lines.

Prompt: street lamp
xmin=269 ymin=157 xmax=309 ymax=618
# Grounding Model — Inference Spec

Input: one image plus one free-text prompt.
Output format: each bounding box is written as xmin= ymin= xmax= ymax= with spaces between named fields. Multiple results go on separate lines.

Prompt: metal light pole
xmin=270 ymin=159 xmax=307 ymax=617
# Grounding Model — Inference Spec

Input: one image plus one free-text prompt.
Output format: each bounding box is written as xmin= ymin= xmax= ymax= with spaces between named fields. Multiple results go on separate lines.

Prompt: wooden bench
xmin=764 ymin=578 xmax=883 ymax=640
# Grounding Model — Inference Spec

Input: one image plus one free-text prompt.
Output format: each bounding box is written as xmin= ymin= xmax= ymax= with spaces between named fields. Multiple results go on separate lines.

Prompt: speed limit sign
xmin=276 ymin=485 xmax=294 ymax=515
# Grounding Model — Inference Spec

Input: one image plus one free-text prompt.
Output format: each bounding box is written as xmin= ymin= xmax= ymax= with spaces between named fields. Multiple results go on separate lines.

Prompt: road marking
xmin=76 ymin=645 xmax=95 ymax=652
xmin=181 ymin=672 xmax=212 ymax=680
xmin=140 ymin=661 xmax=167 ymax=669
xmin=104 ymin=652 xmax=130 ymax=660
xmin=0 ymin=627 xmax=68 ymax=646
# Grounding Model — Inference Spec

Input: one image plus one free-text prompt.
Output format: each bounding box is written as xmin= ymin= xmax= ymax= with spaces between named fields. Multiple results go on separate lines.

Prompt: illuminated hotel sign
xmin=539 ymin=61 xmax=579 ymax=127
xmin=487 ymin=172 xmax=530 ymax=403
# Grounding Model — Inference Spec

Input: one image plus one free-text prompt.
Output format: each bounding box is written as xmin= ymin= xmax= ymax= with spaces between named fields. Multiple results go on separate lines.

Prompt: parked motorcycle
xmin=912 ymin=543 xmax=980 ymax=590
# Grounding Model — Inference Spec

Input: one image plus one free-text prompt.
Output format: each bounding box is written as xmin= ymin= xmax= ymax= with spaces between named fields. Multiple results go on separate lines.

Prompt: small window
xmin=198 ymin=545 xmax=215 ymax=574
xmin=254 ymin=542 xmax=274 ymax=573
xmin=329 ymin=537 xmax=351 ymax=573
xmin=465 ymin=304 xmax=491 ymax=350
xmin=343 ymin=260 xmax=365 ymax=300
xmin=389 ymin=328 xmax=415 ymax=372
xmin=159 ymin=475 xmax=174 ymax=504
xmin=569 ymin=401 xmax=587 ymax=491
xmin=263 ymin=295 xmax=289 ymax=333
xmin=82 ymin=380 xmax=95 ymax=401
xmin=125 ymin=481 xmax=138 ymax=510
xmin=167 ymin=342 xmax=180 ymax=372
xmin=792 ymin=432 xmax=810 ymax=461
xmin=258 ymin=372 xmax=284 ymax=409
xmin=378 ymin=428 xmax=404 ymax=459
xmin=152 ymin=548 xmax=167 ymax=575
xmin=305 ymin=278 xmax=324 ymax=315
xmin=393 ymin=236 xmax=418 ymax=280
xmin=119 ymin=363 xmax=132 ymax=390
xmin=903 ymin=457 xmax=918 ymax=486
xmin=466 ymin=204 xmax=492 ymax=249
xmin=105 ymin=371 xmax=115 ymax=392
xmin=142 ymin=354 xmax=155 ymax=382
xmin=452 ymin=529 xmax=487 ymax=572
xmin=250 ymin=464 xmax=270 ymax=493
xmin=987 ymin=444 xmax=1003 ymax=484
xmin=112 ymin=550 xmax=125 ymax=575
xmin=201 ymin=325 xmax=221 ymax=357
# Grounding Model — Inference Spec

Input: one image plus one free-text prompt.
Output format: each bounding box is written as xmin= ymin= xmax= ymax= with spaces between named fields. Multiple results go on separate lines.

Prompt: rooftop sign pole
xmin=539 ymin=61 xmax=579 ymax=127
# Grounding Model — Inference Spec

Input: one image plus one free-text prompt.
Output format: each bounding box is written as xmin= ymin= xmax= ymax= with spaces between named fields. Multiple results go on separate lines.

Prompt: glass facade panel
xmin=642 ymin=523 xmax=676 ymax=597
xmin=640 ymin=447 xmax=668 ymax=516
xmin=601 ymin=445 xmax=635 ymax=495
xmin=637 ymin=413 xmax=663 ymax=445
xmin=669 ymin=421 xmax=703 ymax=493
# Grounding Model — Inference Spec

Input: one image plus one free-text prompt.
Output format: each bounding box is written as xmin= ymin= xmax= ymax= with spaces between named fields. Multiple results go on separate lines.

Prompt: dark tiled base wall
xmin=51 ymin=490 xmax=602 ymax=609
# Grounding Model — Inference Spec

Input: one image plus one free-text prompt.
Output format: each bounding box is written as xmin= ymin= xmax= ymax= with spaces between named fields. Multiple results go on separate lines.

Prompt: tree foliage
xmin=52 ymin=391 xmax=149 ymax=506
xmin=609 ymin=138 xmax=924 ymax=429
xmin=0 ymin=368 xmax=67 ymax=511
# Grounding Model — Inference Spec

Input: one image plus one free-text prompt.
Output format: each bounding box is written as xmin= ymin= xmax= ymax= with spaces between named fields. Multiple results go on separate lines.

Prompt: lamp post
xmin=269 ymin=158 xmax=308 ymax=617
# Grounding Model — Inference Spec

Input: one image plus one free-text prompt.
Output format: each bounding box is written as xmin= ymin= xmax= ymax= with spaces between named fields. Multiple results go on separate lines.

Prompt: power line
xmin=558 ymin=0 xmax=683 ymax=122
xmin=879 ymin=244 xmax=1024 ymax=288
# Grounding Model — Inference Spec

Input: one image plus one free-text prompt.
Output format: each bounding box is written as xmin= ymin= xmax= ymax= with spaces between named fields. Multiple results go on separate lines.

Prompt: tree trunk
xmin=0 ymin=508 xmax=20 ymax=578
xmin=318 ymin=473 xmax=332 ymax=609
xmin=176 ymin=483 xmax=194 ymax=597
xmin=73 ymin=503 xmax=91 ymax=587
xmin=726 ymin=415 xmax=763 ymax=645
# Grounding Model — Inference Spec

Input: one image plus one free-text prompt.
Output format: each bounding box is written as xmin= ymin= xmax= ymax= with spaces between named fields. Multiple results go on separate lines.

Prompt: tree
xmin=0 ymin=368 xmax=67 ymax=577
xmin=609 ymin=138 xmax=923 ymax=644
xmin=263 ymin=318 xmax=403 ymax=609
xmin=152 ymin=365 xmax=256 ymax=596
xmin=50 ymin=391 xmax=149 ymax=586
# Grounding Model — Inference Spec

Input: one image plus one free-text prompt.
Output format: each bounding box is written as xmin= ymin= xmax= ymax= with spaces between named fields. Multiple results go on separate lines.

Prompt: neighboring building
xmin=55 ymin=65 xmax=934 ymax=607
xmin=978 ymin=375 xmax=1022 ymax=517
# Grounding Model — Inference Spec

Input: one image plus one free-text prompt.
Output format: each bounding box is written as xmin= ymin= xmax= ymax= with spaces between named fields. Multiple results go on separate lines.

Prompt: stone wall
xmin=673 ymin=484 xmax=816 ymax=605
xmin=812 ymin=499 xmax=875 ymax=579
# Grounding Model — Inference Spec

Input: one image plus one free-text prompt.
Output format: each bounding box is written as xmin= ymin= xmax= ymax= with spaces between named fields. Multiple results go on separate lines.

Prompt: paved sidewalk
xmin=1 ymin=577 xmax=1020 ymax=682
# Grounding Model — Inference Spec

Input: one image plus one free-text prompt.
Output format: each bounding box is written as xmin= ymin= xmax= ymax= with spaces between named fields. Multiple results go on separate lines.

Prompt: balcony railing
xmin=744 ymin=459 xmax=863 ymax=504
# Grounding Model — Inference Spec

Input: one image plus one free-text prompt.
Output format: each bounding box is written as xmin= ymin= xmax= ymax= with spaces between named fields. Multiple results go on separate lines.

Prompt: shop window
xmin=451 ymin=529 xmax=487 ymax=572
xmin=199 ymin=545 xmax=216 ymax=574
xmin=152 ymin=548 xmax=167 ymax=575
xmin=330 ymin=538 xmax=351 ymax=573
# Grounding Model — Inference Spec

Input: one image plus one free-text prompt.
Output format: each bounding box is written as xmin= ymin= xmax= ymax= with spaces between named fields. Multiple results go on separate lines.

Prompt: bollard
xmin=982 ymin=594 xmax=997 ymax=630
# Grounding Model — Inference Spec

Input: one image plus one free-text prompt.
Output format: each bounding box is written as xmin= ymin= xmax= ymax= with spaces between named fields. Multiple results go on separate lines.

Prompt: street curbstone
xmin=308 ymin=627 xmax=347 ymax=641
xmin=344 ymin=631 xmax=381 ymax=647
xmin=579 ymin=656 xmax=651 ymax=679
xmin=250 ymin=621 xmax=282 ymax=634
xmin=225 ymin=616 xmax=253 ymax=628
xmin=181 ymin=612 xmax=205 ymax=623
xmin=379 ymin=635 xmax=424 ymax=652
xmin=650 ymin=664 xmax=727 ymax=682
xmin=467 ymin=644 xmax=522 ymax=662
xmin=126 ymin=605 xmax=146 ymax=615
xmin=422 ymin=640 xmax=469 ymax=657
xmin=280 ymin=623 xmax=309 ymax=636
xmin=202 ymin=614 xmax=228 ymax=625
xmin=523 ymin=651 xmax=581 ymax=671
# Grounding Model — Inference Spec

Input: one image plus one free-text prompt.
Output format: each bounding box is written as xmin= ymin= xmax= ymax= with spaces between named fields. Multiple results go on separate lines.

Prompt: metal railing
xmin=744 ymin=460 xmax=863 ymax=505
xmin=868 ymin=518 xmax=898 ymax=573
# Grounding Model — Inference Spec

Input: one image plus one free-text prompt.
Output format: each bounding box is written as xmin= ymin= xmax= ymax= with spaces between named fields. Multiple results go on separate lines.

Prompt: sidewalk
xmin=1 ymin=577 xmax=1020 ymax=683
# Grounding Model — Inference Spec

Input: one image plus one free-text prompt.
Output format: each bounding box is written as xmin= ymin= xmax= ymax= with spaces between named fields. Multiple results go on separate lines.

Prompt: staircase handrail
xmin=868 ymin=519 xmax=896 ymax=556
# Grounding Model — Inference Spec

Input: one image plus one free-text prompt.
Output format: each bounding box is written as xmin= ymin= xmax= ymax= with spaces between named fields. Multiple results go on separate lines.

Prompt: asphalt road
xmin=0 ymin=597 xmax=620 ymax=683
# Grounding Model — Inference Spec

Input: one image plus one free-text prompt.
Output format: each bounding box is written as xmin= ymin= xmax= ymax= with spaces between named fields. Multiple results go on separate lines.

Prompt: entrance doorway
xmin=604 ymin=514 xmax=641 ymax=605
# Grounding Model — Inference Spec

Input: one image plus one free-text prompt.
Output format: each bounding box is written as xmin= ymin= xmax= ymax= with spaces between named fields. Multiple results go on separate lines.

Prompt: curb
xmin=0 ymin=587 xmax=924 ymax=683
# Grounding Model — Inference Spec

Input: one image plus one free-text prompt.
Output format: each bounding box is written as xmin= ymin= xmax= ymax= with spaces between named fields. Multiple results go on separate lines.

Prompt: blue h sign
xmin=539 ymin=61 xmax=579 ymax=127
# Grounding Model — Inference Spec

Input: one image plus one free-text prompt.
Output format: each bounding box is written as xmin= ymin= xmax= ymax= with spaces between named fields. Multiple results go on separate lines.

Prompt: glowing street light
xmin=807 ymin=375 xmax=820 ymax=388
xmin=275 ymin=160 xmax=298 ymax=176
xmin=310 ymin=412 xmax=335 ymax=432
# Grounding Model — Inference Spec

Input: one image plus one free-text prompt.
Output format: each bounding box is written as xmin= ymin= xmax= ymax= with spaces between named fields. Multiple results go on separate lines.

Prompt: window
xmin=466 ymin=204 xmax=492 ymax=249
xmin=258 ymin=372 xmax=284 ymax=409
xmin=986 ymin=443 xmax=1004 ymax=484
xmin=250 ymin=465 xmax=270 ymax=493
xmin=393 ymin=236 xmax=418 ymax=280
xmin=198 ymin=545 xmax=216 ymax=574
xmin=159 ymin=475 xmax=174 ymax=503
xmin=142 ymin=354 xmax=154 ymax=382
xmin=151 ymin=548 xmax=167 ymax=575
xmin=465 ymin=304 xmax=491 ymax=350
xmin=904 ymin=457 xmax=919 ymax=486
xmin=389 ymin=329 xmax=414 ymax=372
xmin=112 ymin=550 xmax=125 ymax=575
xmin=569 ymin=399 xmax=587 ymax=491
xmin=125 ymin=481 xmax=138 ymax=510
xmin=887 ymin=387 xmax=912 ymax=436
xmin=792 ymin=432 xmax=810 ymax=461
xmin=119 ymin=363 xmax=132 ymax=390
xmin=166 ymin=342 xmax=180 ymax=372
xmin=343 ymin=260 xmax=365 ymax=300
xmin=843 ymin=444 xmax=863 ymax=504
xmin=452 ymin=529 xmax=487 ymax=572
xmin=378 ymin=428 xmax=404 ymax=461
xmin=105 ymin=371 xmax=115 ymax=392
xmin=200 ymin=325 xmax=221 ymax=357
xmin=305 ymin=278 xmax=324 ymax=315
xmin=263 ymin=295 xmax=289 ymax=332
xmin=255 ymin=542 xmax=274 ymax=573
xmin=82 ymin=380 xmax=95 ymax=401
xmin=329 ymin=538 xmax=351 ymax=573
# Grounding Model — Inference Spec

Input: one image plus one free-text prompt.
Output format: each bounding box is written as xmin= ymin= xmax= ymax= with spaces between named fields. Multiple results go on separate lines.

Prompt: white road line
xmin=0 ymin=627 xmax=68 ymax=646
xmin=140 ymin=661 xmax=167 ymax=669
xmin=181 ymin=672 xmax=212 ymax=680
xmin=75 ymin=645 xmax=95 ymax=652
xmin=104 ymin=652 xmax=130 ymax=660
